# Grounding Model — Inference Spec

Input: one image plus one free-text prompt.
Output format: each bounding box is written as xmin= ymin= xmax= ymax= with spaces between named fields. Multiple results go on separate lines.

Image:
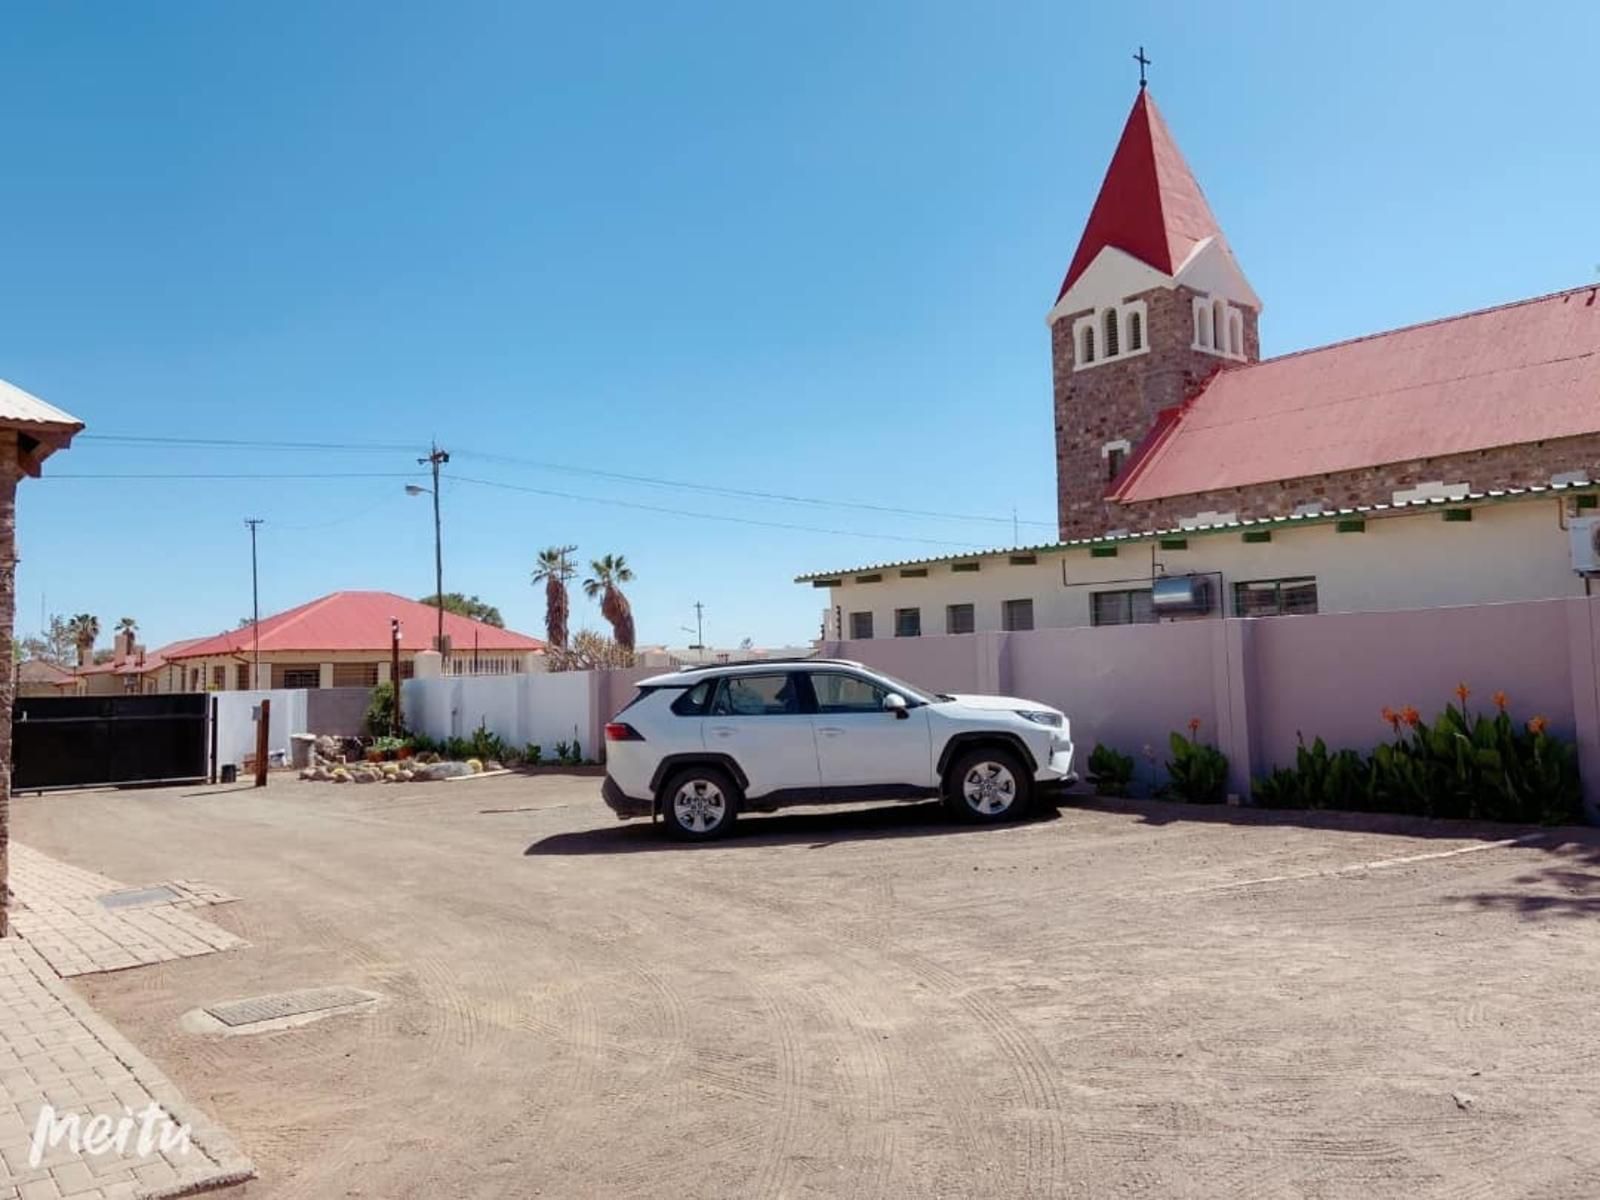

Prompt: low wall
xmin=212 ymin=690 xmax=308 ymax=770
xmin=826 ymin=594 xmax=1600 ymax=816
xmin=306 ymin=687 xmax=374 ymax=737
xmin=401 ymin=668 xmax=656 ymax=759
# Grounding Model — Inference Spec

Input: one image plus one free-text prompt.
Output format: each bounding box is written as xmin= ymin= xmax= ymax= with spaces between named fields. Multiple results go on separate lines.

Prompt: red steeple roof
xmin=1056 ymin=90 xmax=1226 ymax=301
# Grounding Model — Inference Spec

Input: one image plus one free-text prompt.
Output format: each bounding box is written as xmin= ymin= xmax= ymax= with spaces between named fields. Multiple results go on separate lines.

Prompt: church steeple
xmin=1055 ymin=89 xmax=1237 ymax=302
xmin=1048 ymin=88 xmax=1260 ymax=541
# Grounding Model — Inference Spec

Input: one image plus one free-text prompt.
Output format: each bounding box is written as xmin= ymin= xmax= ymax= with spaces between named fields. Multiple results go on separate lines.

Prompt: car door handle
xmin=817 ymin=726 xmax=845 ymax=736
xmin=710 ymin=725 xmax=735 ymax=738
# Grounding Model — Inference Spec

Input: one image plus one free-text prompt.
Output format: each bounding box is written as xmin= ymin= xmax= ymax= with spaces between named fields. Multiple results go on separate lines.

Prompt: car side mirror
xmin=883 ymin=693 xmax=909 ymax=719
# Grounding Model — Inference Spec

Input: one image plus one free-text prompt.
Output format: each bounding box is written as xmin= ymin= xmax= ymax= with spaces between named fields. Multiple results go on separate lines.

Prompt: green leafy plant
xmin=363 ymin=683 xmax=402 ymax=737
xmin=1087 ymin=744 xmax=1135 ymax=797
xmin=1251 ymin=688 xmax=1583 ymax=826
xmin=1253 ymin=735 xmax=1373 ymax=811
xmin=1165 ymin=720 xmax=1229 ymax=804
xmin=525 ymin=743 xmax=543 ymax=766
xmin=553 ymin=739 xmax=570 ymax=763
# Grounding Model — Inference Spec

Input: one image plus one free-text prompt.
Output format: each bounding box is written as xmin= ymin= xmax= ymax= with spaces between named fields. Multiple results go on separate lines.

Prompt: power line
xmin=449 ymin=474 xmax=978 ymax=547
xmin=74 ymin=431 xmax=1057 ymax=529
xmin=46 ymin=471 xmax=423 ymax=480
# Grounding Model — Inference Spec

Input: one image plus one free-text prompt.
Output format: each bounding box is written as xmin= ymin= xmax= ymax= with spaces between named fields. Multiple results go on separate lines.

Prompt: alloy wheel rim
xmin=962 ymin=762 xmax=1017 ymax=814
xmin=673 ymin=779 xmax=727 ymax=833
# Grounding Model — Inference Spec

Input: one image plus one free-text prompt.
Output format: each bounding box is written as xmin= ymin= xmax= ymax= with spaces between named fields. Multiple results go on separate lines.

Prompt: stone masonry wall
xmin=0 ymin=432 xmax=18 ymax=938
xmin=1115 ymin=431 xmax=1600 ymax=529
xmin=1053 ymin=283 xmax=1259 ymax=539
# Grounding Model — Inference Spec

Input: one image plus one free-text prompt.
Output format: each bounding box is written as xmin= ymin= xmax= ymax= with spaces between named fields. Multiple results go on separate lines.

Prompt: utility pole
xmin=417 ymin=444 xmax=449 ymax=653
xmin=244 ymin=519 xmax=263 ymax=688
xmin=691 ymin=601 xmax=705 ymax=650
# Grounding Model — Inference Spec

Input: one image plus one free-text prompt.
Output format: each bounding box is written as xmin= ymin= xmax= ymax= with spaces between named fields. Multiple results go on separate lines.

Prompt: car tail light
xmin=605 ymin=722 xmax=644 ymax=742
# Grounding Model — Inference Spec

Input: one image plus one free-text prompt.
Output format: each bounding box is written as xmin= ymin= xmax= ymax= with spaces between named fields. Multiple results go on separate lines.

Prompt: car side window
xmin=810 ymin=672 xmax=887 ymax=714
xmin=670 ymin=679 xmax=714 ymax=716
xmin=710 ymin=674 xmax=800 ymax=717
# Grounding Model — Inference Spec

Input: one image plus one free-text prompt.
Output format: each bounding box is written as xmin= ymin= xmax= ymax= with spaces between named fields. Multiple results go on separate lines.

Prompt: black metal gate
xmin=11 ymin=694 xmax=209 ymax=791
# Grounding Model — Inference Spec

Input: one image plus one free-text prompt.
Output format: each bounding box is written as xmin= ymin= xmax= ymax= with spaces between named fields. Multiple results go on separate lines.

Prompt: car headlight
xmin=1015 ymin=710 xmax=1063 ymax=728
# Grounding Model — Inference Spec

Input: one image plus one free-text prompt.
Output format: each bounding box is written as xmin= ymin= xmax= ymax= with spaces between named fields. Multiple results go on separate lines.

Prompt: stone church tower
xmin=1049 ymin=87 xmax=1262 ymax=540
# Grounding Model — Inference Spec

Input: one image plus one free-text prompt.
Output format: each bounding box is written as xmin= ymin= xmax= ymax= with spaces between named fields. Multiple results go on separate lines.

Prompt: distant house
xmin=75 ymin=633 xmax=210 ymax=695
xmin=150 ymin=590 xmax=546 ymax=692
xmin=15 ymin=659 xmax=79 ymax=698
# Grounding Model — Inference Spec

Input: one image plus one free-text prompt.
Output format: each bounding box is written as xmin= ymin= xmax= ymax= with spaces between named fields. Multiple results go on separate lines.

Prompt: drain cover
xmin=99 ymin=885 xmax=181 ymax=909
xmin=205 ymin=986 xmax=374 ymax=1028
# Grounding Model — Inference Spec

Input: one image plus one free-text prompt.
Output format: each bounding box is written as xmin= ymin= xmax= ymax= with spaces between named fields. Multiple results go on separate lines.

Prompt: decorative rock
xmin=466 ymin=758 xmax=484 ymax=774
xmin=484 ymin=761 xmax=503 ymax=773
xmin=417 ymin=761 xmax=474 ymax=782
xmin=331 ymin=768 xmax=351 ymax=783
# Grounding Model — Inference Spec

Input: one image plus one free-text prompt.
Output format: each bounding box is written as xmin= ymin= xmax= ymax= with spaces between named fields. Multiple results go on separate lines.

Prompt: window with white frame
xmin=1072 ymin=300 xmax=1149 ymax=371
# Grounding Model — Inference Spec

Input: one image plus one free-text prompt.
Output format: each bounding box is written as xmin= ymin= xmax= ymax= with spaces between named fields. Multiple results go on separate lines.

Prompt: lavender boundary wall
xmin=826 ymin=594 xmax=1600 ymax=817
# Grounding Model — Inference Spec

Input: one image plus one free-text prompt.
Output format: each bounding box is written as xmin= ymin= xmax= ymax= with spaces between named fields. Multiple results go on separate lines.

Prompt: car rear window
xmin=670 ymin=679 xmax=714 ymax=716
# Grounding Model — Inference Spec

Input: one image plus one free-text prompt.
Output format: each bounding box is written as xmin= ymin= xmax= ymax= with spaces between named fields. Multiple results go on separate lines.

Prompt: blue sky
xmin=4 ymin=1 xmax=1596 ymax=651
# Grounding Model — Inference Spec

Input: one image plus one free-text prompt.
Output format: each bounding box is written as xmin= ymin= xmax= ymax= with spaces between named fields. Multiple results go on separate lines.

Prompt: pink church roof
xmin=168 ymin=591 xmax=545 ymax=659
xmin=1110 ymin=285 xmax=1600 ymax=503
xmin=1056 ymin=89 xmax=1229 ymax=301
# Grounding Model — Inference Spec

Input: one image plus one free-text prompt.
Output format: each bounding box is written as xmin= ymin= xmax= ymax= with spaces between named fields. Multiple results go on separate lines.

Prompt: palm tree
xmin=531 ymin=545 xmax=576 ymax=650
xmin=582 ymin=554 xmax=635 ymax=652
xmin=68 ymin=614 xmax=100 ymax=668
xmin=116 ymin=616 xmax=138 ymax=639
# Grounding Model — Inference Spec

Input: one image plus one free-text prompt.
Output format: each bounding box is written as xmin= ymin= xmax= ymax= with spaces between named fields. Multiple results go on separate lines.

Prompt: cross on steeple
xmin=1133 ymin=45 xmax=1151 ymax=89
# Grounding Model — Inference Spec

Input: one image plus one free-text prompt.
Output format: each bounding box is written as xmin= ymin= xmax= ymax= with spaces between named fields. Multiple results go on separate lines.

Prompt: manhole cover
xmin=205 ymin=987 xmax=375 ymax=1028
xmin=99 ymin=885 xmax=181 ymax=910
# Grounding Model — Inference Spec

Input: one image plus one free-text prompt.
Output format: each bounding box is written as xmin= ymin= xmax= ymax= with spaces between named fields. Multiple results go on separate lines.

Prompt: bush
xmin=525 ymin=744 xmax=543 ymax=766
xmin=1087 ymin=744 xmax=1135 ymax=797
xmin=1164 ymin=721 xmax=1229 ymax=804
xmin=1252 ymin=688 xmax=1583 ymax=826
xmin=1254 ymin=736 xmax=1373 ymax=811
xmin=364 ymin=683 xmax=400 ymax=737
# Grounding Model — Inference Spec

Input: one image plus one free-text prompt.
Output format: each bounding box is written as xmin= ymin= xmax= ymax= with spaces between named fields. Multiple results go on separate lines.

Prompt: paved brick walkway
xmin=0 ymin=939 xmax=253 ymax=1199
xmin=2 ymin=845 xmax=254 ymax=1198
xmin=6 ymin=847 xmax=244 ymax=978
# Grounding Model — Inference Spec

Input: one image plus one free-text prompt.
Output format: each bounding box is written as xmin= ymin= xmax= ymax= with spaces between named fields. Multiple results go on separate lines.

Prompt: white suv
xmin=602 ymin=659 xmax=1075 ymax=839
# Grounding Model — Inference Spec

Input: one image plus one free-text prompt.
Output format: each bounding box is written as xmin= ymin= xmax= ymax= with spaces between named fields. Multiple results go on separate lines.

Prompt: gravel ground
xmin=12 ymin=774 xmax=1600 ymax=1199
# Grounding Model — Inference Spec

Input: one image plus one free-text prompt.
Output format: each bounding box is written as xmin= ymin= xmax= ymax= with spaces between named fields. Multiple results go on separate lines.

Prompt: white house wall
xmin=816 ymin=500 xmax=1585 ymax=637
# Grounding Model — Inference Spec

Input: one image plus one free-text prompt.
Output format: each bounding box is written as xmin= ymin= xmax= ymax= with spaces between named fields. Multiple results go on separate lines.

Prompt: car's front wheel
xmin=945 ymin=745 xmax=1031 ymax=823
xmin=660 ymin=766 xmax=740 ymax=840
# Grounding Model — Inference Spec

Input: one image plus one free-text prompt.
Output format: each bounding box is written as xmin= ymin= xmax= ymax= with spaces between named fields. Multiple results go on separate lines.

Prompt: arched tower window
xmin=1102 ymin=309 xmax=1119 ymax=358
xmin=1230 ymin=311 xmax=1244 ymax=358
xmin=1080 ymin=324 xmax=1095 ymax=364
xmin=1127 ymin=310 xmax=1143 ymax=352
xmin=1197 ymin=304 xmax=1213 ymax=349
xmin=1213 ymin=299 xmax=1228 ymax=354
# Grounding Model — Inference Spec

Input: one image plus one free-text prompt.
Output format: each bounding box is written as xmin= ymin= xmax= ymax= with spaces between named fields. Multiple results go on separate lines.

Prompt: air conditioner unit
xmin=1572 ymin=517 xmax=1600 ymax=575
xmin=1151 ymin=574 xmax=1212 ymax=614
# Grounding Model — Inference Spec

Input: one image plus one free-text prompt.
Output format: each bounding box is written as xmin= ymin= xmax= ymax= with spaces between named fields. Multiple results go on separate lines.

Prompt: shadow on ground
xmin=526 ymin=800 xmax=1061 ymax=855
xmin=1071 ymin=793 xmax=1599 ymax=847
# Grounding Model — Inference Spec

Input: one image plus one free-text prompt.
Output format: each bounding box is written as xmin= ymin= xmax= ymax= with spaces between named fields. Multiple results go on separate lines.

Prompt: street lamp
xmin=407 ymin=444 xmax=450 ymax=654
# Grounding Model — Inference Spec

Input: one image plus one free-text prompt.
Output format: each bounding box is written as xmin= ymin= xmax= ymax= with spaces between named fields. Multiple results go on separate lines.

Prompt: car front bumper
xmin=602 ymin=776 xmax=654 ymax=820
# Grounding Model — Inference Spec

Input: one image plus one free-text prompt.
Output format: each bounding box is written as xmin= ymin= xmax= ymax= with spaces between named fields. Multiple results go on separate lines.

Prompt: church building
xmin=799 ymin=84 xmax=1600 ymax=637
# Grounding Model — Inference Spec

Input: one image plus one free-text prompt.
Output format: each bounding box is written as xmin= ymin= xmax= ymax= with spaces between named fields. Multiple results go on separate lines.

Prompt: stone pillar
xmin=0 ymin=433 xmax=18 ymax=937
xmin=413 ymin=650 xmax=443 ymax=679
xmin=252 ymin=662 xmax=270 ymax=690
xmin=317 ymin=662 xmax=334 ymax=690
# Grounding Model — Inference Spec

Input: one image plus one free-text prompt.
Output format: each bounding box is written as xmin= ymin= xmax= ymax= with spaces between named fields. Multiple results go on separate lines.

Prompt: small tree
xmin=546 ymin=629 xmax=635 ymax=672
xmin=418 ymin=593 xmax=504 ymax=628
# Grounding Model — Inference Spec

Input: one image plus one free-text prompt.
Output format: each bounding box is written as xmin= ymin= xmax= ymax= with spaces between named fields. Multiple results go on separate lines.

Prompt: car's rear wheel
xmin=945 ymin=745 xmax=1031 ymax=823
xmin=660 ymin=766 xmax=740 ymax=840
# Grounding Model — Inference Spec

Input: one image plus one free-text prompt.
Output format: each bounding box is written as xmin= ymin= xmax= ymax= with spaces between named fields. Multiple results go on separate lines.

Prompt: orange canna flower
xmin=1381 ymin=705 xmax=1399 ymax=731
xmin=1454 ymin=682 xmax=1471 ymax=705
xmin=1401 ymin=706 xmax=1421 ymax=728
xmin=1528 ymin=715 xmax=1548 ymax=736
xmin=1491 ymin=690 xmax=1509 ymax=712
xmin=1187 ymin=717 xmax=1202 ymax=737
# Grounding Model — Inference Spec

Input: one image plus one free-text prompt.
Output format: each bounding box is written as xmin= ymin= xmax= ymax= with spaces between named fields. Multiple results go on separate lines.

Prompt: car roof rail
xmin=672 ymin=656 xmax=860 ymax=673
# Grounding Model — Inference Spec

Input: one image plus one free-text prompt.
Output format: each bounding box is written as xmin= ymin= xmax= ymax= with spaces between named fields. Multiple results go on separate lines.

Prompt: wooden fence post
xmin=254 ymin=698 xmax=270 ymax=788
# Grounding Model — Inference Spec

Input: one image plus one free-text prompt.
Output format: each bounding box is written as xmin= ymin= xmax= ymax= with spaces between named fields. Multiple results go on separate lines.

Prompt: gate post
xmin=208 ymin=695 xmax=218 ymax=785
xmin=254 ymin=698 xmax=271 ymax=788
